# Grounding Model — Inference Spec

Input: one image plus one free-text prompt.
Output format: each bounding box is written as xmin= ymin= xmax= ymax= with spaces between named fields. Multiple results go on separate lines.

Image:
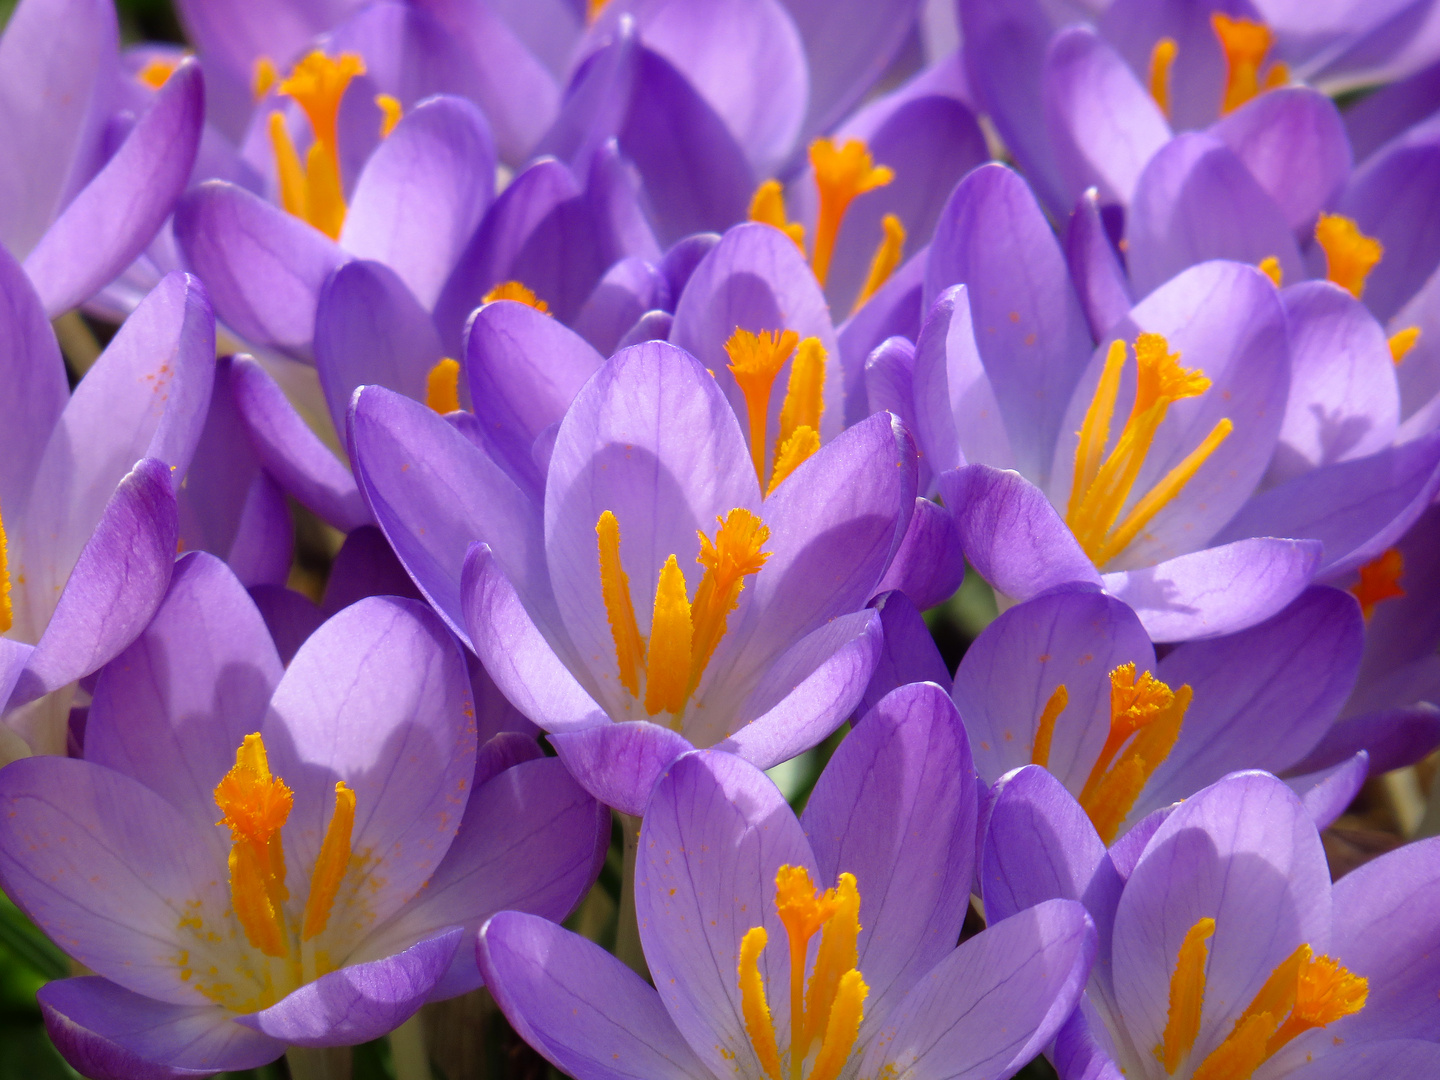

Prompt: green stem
xmin=390 ymin=1013 xmax=430 ymax=1080
xmin=51 ymin=311 xmax=102 ymax=375
xmin=284 ymin=1044 xmax=352 ymax=1080
xmin=614 ymin=811 xmax=649 ymax=979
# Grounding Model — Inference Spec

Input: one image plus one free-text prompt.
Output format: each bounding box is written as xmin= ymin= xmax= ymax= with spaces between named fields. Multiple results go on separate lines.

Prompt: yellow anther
xmin=137 ymin=58 xmax=178 ymax=89
xmin=587 ymin=0 xmax=613 ymax=23
xmin=302 ymin=782 xmax=354 ymax=941
xmin=214 ymin=734 xmax=293 ymax=958
xmin=808 ymin=138 xmax=893 ymax=287
xmin=0 ymin=502 xmax=12 ymax=635
xmin=1158 ymin=917 xmax=1214 ymax=1072
xmin=739 ymin=927 xmax=783 ymax=1080
xmin=1068 ymin=334 xmax=1231 ymax=566
xmin=1258 ymin=256 xmax=1283 ymax=287
xmin=852 ymin=214 xmax=906 ymax=313
xmin=1149 ymin=37 xmax=1178 ymax=117
xmin=1030 ymin=683 xmax=1068 ymax=769
xmin=375 ymin=93 xmax=403 ymax=138
xmin=597 ymin=511 xmax=645 ymax=698
xmin=749 ymin=179 xmax=806 ymax=253
xmin=689 ymin=509 xmax=771 ymax=698
xmin=280 ymin=51 xmax=365 ymax=155
xmin=727 ymin=328 xmax=800 ymax=484
xmin=1316 ymin=214 xmax=1383 ymax=299
xmin=1350 ymin=547 xmax=1404 ymax=621
xmin=808 ymin=970 xmax=866 ymax=1080
xmin=1191 ymin=1012 xmax=1273 ymax=1080
xmin=269 ymin=112 xmax=310 ymax=222
xmin=768 ymin=428 xmax=820 ymax=496
xmin=643 ymin=556 xmax=693 ymax=718
xmin=482 ymin=280 xmax=550 ymax=312
xmin=253 ymin=56 xmax=278 ymax=99
xmin=1212 ymin=14 xmax=1287 ymax=114
xmin=801 ymin=873 xmax=861 ymax=1053
xmin=1390 ymin=327 xmax=1420 ymax=365
xmin=268 ymin=52 xmax=366 ymax=239
xmin=425 ymin=357 xmax=461 ymax=414
xmin=775 ymin=338 xmax=826 ymax=462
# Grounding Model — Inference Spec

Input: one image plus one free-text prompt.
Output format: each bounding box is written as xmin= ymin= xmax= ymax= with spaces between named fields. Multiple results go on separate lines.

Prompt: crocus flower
xmin=0 ymin=552 xmax=607 ymax=1075
xmin=350 ymin=339 xmax=917 ymax=812
xmin=0 ymin=246 xmax=215 ymax=761
xmin=0 ymin=0 xmax=205 ymax=316
xmin=911 ymin=163 xmax=1440 ymax=640
xmin=982 ymin=766 xmax=1440 ymax=1079
xmin=478 ymin=682 xmax=1097 ymax=1080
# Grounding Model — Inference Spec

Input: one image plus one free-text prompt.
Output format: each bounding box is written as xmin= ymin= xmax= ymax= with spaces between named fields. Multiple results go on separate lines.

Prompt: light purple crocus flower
xmin=0 ymin=246 xmax=215 ymax=760
xmin=908 ymin=163 xmax=1440 ymax=641
xmin=0 ymin=0 xmax=205 ymax=317
xmin=350 ymin=339 xmax=917 ymax=813
xmin=983 ymin=767 xmax=1440 ymax=1079
xmin=478 ymin=682 xmax=1097 ymax=1080
xmin=0 ymin=552 xmax=607 ymax=1075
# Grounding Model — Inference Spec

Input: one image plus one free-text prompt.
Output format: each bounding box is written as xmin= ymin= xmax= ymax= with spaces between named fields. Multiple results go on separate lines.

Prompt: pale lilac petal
xmin=863 ymin=336 xmax=915 ymax=428
xmin=572 ymin=256 xmax=670 ymax=357
xmin=838 ymin=246 xmax=927 ymax=397
xmin=586 ymin=138 xmax=664 ymax=267
xmin=1282 ymin=1041 xmax=1440 ymax=1079
xmin=1288 ymin=751 xmax=1369 ymax=830
xmin=871 ymin=496 xmax=965 ymax=611
xmin=1096 ymin=0 xmax=1227 ymax=132
xmin=783 ymin=0 xmax=921 ymax=138
xmin=248 ymin=584 xmax=324 ymax=667
xmin=549 ymin=721 xmax=693 ymax=815
xmin=1051 ymin=1005 xmax=1125 ymax=1080
xmin=1066 ymin=189 xmax=1132 ymax=342
xmin=1101 ymin=537 xmax=1323 ymax=642
xmin=0 ymin=244 xmax=67 ymax=516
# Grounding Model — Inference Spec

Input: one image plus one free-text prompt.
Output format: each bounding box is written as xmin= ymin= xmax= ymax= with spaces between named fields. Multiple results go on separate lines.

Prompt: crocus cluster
xmin=0 ymin=0 xmax=1438 ymax=1077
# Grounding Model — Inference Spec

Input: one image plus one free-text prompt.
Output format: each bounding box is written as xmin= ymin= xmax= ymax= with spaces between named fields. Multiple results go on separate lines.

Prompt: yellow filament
xmin=801 ymin=874 xmax=861 ymax=1052
xmin=1159 ymin=917 xmax=1214 ymax=1072
xmin=768 ymin=428 xmax=820 ymax=496
xmin=1390 ymin=327 xmax=1420 ymax=365
xmin=596 ymin=511 xmax=645 ymax=698
xmin=643 ymin=556 xmax=694 ymax=718
xmin=1030 ymin=684 xmax=1069 ymax=769
xmin=375 ymin=93 xmax=403 ymax=138
xmin=1212 ymin=14 xmax=1286 ymax=114
xmin=587 ymin=0 xmax=613 ymax=23
xmin=137 ymin=58 xmax=178 ymax=89
xmin=740 ymin=927 xmax=783 ymax=1080
xmin=1191 ymin=1012 xmax=1273 ymax=1080
xmin=483 ymin=280 xmax=550 ymax=312
xmin=726 ymin=328 xmax=800 ymax=484
xmin=1149 ymin=37 xmax=1178 ymax=117
xmin=1316 ymin=214 xmax=1383 ymax=299
xmin=1350 ymin=548 xmax=1404 ymax=621
xmin=253 ymin=56 xmax=278 ymax=99
xmin=775 ymin=338 xmax=827 ymax=460
xmin=0 ymin=503 xmax=12 ymax=635
xmin=808 ymin=138 xmax=894 ymax=287
xmin=749 ymin=179 xmax=806 ymax=252
xmin=269 ymin=112 xmax=310 ymax=222
xmin=214 ymin=734 xmax=293 ymax=958
xmin=807 ymin=970 xmax=866 ymax=1080
xmin=1067 ymin=334 xmax=1229 ymax=566
xmin=852 ymin=214 xmax=906 ymax=313
xmin=1258 ymin=256 xmax=1282 ymax=286
xmin=425 ymin=357 xmax=461 ymax=414
xmin=689 ymin=509 xmax=771 ymax=698
xmin=269 ymin=52 xmax=366 ymax=239
xmin=302 ymin=782 xmax=354 ymax=941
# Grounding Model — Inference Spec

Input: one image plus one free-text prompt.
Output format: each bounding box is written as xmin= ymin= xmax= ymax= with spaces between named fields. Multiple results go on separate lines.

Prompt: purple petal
xmin=340 ymin=95 xmax=496 ymax=310
xmin=229 ymin=355 xmax=370 ymax=532
xmin=856 ymin=899 xmax=1095 ymax=1080
xmin=25 ymin=61 xmax=204 ymax=317
xmin=659 ymin=232 xmax=720 ymax=301
xmin=239 ymin=929 xmax=461 ymax=1047
xmin=225 ymin=472 xmax=293 ymax=588
xmin=938 ymin=465 xmax=1102 ymax=602
xmin=319 ymin=523 xmax=422 ymax=616
xmin=1210 ymin=87 xmax=1351 ymax=233
xmin=535 ymin=26 xmax=640 ymax=179
xmin=248 ymin=584 xmax=325 ymax=667
xmin=573 ymin=256 xmax=669 ymax=357
xmin=1294 ymin=705 xmax=1440 ymax=775
xmin=1066 ymin=189 xmax=1133 ymax=342
xmin=925 ymin=164 xmax=1093 ymax=483
xmin=803 ymin=682 xmax=977 ymax=1020
xmin=0 ymin=244 xmax=67 ymax=515
xmin=1274 ymin=1040 xmax=1440 ymax=1079
xmin=859 ymin=590 xmax=950 ymax=715
xmin=637 ymin=750 xmax=815 ymax=1076
xmin=1125 ymin=133 xmax=1303 ymax=298
xmin=871 ymin=496 xmax=965 ymax=611
xmin=838 ymin=245 xmax=926 ymax=397
xmin=173 ymin=180 xmax=348 ymax=358
xmin=1095 ymin=0 xmax=1227 ymax=133
xmin=86 ymin=551 xmax=282 ymax=831
xmin=39 ymin=977 xmax=282 ymax=1080
xmin=1344 ymin=56 xmax=1440 ymax=162
xmin=784 ymin=0 xmax=920 ymax=139
xmin=1288 ymin=750 xmax=1369 ymax=830
xmin=586 ymin=138 xmax=664 ymax=267
xmin=1102 ymin=537 xmax=1323 ymax=642
xmin=550 ymin=721 xmax=694 ymax=815
xmin=864 ymin=335 xmax=916 ymax=426
xmin=477 ymin=911 xmax=711 ymax=1080
xmin=1051 ymin=1003 xmax=1125 ymax=1080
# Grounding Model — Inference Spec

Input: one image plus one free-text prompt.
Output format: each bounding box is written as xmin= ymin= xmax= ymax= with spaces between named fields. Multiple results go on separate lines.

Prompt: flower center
xmin=1314 ymin=214 xmax=1383 ymax=300
xmin=267 ymin=51 xmax=366 ymax=240
xmin=596 ymin=508 xmax=770 ymax=725
xmin=1211 ymin=14 xmax=1289 ymax=114
xmin=1349 ymin=547 xmax=1405 ymax=621
xmin=1158 ymin=917 xmax=1367 ymax=1079
xmin=724 ymin=329 xmax=827 ymax=494
xmin=739 ymin=866 xmax=869 ymax=1080
xmin=209 ymin=733 xmax=355 ymax=999
xmin=1066 ymin=333 xmax=1233 ymax=568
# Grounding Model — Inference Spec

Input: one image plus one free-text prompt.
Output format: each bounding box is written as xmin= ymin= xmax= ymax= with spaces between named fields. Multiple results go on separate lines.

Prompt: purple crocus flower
xmin=0 ymin=246 xmax=215 ymax=760
xmin=350 ymin=339 xmax=916 ymax=813
xmin=983 ymin=766 xmax=1440 ymax=1078
xmin=477 ymin=682 xmax=1097 ymax=1080
xmin=0 ymin=0 xmax=205 ymax=316
xmin=0 ymin=552 xmax=607 ymax=1075
xmin=910 ymin=163 xmax=1440 ymax=640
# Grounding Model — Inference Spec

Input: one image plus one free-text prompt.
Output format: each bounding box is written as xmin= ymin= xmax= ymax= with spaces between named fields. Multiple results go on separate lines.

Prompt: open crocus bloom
xmin=0 ymin=553 xmax=606 ymax=1074
xmin=983 ymin=767 xmax=1440 ymax=1080
xmin=350 ymin=339 xmax=917 ymax=813
xmin=0 ymin=249 xmax=216 ymax=760
xmin=478 ymin=682 xmax=1097 ymax=1080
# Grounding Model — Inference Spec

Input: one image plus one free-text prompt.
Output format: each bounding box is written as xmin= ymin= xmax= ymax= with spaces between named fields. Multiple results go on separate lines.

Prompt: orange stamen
xmin=1350 ymin=548 xmax=1404 ymax=620
xmin=1315 ymin=214 xmax=1383 ymax=299
xmin=483 ymin=280 xmax=549 ymax=312
xmin=808 ymin=138 xmax=893 ymax=287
